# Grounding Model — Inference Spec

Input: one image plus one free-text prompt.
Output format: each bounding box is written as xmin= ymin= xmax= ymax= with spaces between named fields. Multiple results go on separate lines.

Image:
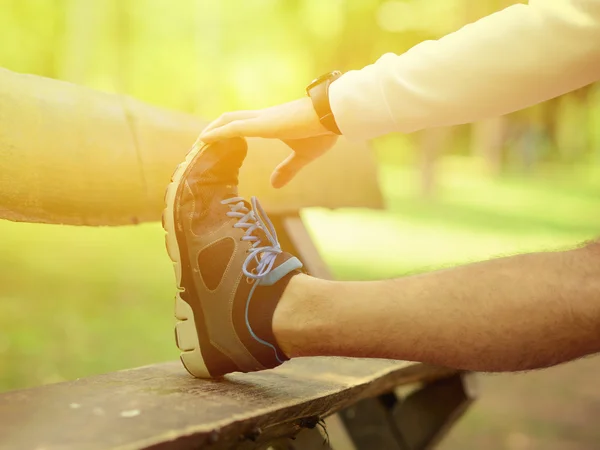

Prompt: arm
xmin=199 ymin=0 xmax=600 ymax=187
xmin=331 ymin=0 xmax=600 ymax=140
xmin=276 ymin=241 xmax=600 ymax=372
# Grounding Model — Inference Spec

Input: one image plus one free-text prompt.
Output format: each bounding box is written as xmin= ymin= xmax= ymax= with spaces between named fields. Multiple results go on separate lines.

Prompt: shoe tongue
xmin=223 ymin=185 xmax=239 ymax=200
xmin=250 ymin=227 xmax=299 ymax=273
xmin=244 ymin=213 xmax=304 ymax=285
xmin=249 ymin=218 xmax=271 ymax=248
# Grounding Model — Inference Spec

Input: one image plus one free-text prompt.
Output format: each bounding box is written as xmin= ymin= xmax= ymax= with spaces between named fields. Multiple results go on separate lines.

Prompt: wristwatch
xmin=306 ymin=70 xmax=343 ymax=135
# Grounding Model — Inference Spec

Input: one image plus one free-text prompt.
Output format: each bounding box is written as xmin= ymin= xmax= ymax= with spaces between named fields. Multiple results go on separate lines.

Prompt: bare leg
xmin=273 ymin=242 xmax=600 ymax=372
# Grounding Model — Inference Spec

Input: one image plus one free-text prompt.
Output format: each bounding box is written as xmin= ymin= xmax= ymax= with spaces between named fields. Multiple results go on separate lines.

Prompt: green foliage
xmin=0 ymin=0 xmax=599 ymax=395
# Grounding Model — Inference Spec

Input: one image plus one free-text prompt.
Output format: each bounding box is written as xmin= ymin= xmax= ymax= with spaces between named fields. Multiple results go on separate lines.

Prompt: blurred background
xmin=1 ymin=0 xmax=599 ymax=448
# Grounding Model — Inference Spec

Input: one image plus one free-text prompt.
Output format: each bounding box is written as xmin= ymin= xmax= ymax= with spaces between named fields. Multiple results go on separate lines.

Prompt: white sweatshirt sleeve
xmin=329 ymin=0 xmax=600 ymax=141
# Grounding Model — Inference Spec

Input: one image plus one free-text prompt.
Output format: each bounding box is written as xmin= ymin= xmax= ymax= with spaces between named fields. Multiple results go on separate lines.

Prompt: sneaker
xmin=163 ymin=137 xmax=303 ymax=378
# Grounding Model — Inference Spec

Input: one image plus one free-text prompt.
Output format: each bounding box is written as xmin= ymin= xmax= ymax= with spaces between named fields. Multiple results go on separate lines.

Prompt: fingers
xmin=200 ymin=98 xmax=324 ymax=143
xmin=270 ymin=153 xmax=314 ymax=189
xmin=202 ymin=117 xmax=287 ymax=142
xmin=200 ymin=110 xmax=258 ymax=143
xmin=201 ymin=120 xmax=250 ymax=143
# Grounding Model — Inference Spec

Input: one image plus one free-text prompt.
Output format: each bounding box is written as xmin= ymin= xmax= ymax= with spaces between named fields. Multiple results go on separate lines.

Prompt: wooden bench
xmin=0 ymin=360 xmax=475 ymax=450
xmin=0 ymin=68 xmax=476 ymax=449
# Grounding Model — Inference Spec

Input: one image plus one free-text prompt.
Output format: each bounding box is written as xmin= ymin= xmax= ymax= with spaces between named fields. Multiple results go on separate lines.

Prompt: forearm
xmin=277 ymin=242 xmax=600 ymax=372
xmin=387 ymin=244 xmax=600 ymax=371
xmin=330 ymin=0 xmax=600 ymax=140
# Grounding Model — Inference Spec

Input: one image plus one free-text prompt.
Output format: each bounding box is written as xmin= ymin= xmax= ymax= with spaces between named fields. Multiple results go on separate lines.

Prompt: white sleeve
xmin=329 ymin=0 xmax=600 ymax=141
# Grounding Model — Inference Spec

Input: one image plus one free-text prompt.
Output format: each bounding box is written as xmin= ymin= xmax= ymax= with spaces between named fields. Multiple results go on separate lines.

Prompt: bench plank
xmin=0 ymin=358 xmax=455 ymax=450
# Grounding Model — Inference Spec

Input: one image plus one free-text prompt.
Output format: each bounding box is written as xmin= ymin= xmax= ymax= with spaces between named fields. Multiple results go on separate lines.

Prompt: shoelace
xmin=221 ymin=195 xmax=286 ymax=363
xmin=221 ymin=196 xmax=283 ymax=280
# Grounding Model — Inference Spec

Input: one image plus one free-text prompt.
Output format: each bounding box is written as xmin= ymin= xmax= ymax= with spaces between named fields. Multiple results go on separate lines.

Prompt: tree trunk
xmin=417 ymin=128 xmax=451 ymax=199
xmin=471 ymin=117 xmax=506 ymax=176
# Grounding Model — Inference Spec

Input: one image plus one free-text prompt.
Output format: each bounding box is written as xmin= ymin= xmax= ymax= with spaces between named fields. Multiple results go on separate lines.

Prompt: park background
xmin=0 ymin=0 xmax=599 ymax=448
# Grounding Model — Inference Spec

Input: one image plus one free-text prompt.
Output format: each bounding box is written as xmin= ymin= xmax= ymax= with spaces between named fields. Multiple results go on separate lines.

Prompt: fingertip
xmin=270 ymin=173 xmax=282 ymax=189
xmin=270 ymin=171 xmax=288 ymax=189
xmin=199 ymin=133 xmax=214 ymax=143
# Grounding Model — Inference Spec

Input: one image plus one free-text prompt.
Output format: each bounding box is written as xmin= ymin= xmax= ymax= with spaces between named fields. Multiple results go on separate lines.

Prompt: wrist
xmin=306 ymin=71 xmax=343 ymax=135
xmin=299 ymin=97 xmax=335 ymax=136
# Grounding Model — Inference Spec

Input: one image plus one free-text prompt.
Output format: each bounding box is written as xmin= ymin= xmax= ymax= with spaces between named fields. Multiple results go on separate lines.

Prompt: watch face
xmin=307 ymin=71 xmax=342 ymax=91
xmin=307 ymin=74 xmax=329 ymax=90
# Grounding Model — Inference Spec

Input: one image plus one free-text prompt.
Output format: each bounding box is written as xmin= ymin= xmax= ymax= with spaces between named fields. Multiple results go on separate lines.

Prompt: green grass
xmin=1 ymin=157 xmax=599 ymax=392
xmin=0 ymin=222 xmax=178 ymax=390
xmin=306 ymin=158 xmax=600 ymax=279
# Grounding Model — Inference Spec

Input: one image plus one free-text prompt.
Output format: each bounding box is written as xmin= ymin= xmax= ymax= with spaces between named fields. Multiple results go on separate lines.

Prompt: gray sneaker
xmin=163 ymin=137 xmax=303 ymax=378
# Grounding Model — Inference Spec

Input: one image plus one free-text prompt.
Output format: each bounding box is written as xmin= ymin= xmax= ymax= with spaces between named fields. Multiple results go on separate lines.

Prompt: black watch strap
xmin=306 ymin=71 xmax=343 ymax=135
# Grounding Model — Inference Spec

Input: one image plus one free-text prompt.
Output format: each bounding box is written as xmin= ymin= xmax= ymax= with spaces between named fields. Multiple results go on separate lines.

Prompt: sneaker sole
xmin=162 ymin=138 xmax=211 ymax=378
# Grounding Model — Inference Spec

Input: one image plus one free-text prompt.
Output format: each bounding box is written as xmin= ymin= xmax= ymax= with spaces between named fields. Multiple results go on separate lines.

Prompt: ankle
xmin=272 ymin=273 xmax=330 ymax=358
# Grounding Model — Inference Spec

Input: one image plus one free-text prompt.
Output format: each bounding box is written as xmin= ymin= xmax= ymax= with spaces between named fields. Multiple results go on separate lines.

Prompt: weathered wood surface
xmin=0 ymin=358 xmax=455 ymax=450
xmin=0 ymin=67 xmax=383 ymax=226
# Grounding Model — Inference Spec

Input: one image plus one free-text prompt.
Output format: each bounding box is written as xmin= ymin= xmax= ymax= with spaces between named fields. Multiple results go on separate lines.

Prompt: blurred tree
xmin=0 ymin=0 xmax=597 ymax=180
xmin=60 ymin=0 xmax=97 ymax=84
xmin=471 ymin=118 xmax=507 ymax=176
xmin=555 ymin=85 xmax=595 ymax=163
xmin=417 ymin=127 xmax=453 ymax=199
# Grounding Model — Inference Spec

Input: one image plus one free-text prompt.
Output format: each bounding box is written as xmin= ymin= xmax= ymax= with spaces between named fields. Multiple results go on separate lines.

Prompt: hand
xmin=199 ymin=97 xmax=339 ymax=188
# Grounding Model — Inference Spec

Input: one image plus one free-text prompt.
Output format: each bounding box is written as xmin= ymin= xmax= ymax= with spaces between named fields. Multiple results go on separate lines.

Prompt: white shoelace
xmin=221 ymin=196 xmax=283 ymax=281
xmin=221 ymin=195 xmax=286 ymax=362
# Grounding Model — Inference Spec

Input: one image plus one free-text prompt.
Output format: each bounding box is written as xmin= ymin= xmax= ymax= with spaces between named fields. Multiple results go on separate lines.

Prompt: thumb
xmin=270 ymin=153 xmax=313 ymax=189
